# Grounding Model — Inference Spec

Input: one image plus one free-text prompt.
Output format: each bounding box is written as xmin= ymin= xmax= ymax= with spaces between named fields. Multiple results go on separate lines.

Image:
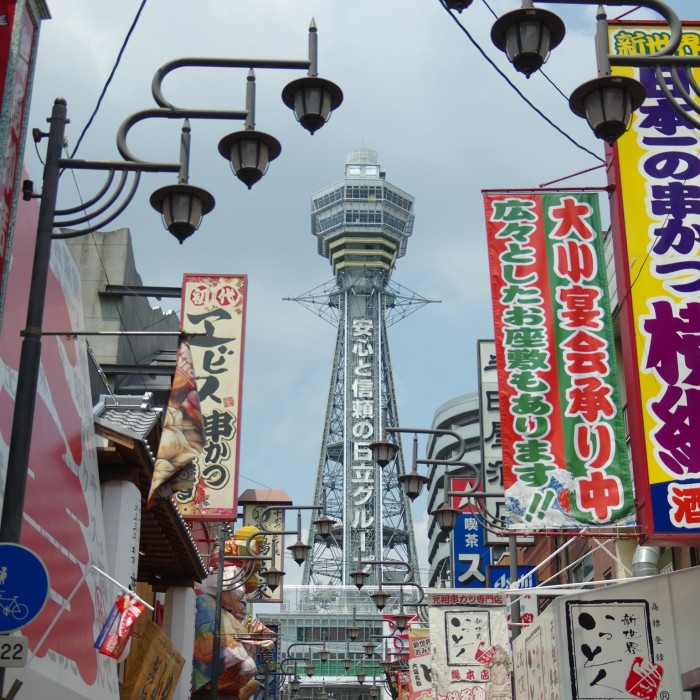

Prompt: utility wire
xmin=440 ymin=1 xmax=605 ymax=164
xmin=68 ymin=0 xmax=149 ymax=159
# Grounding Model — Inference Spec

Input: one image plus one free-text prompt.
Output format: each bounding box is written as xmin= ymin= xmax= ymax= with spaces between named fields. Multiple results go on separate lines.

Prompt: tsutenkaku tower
xmin=295 ymin=149 xmax=430 ymax=587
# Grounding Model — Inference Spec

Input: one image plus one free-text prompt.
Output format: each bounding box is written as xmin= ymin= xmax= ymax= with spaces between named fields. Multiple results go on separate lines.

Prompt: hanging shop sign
xmin=174 ymin=273 xmax=247 ymax=520
xmin=608 ymin=20 xmax=700 ymax=544
xmin=427 ymin=590 xmax=512 ymax=700
xmin=451 ymin=477 xmax=490 ymax=588
xmin=483 ymin=190 xmax=633 ymax=531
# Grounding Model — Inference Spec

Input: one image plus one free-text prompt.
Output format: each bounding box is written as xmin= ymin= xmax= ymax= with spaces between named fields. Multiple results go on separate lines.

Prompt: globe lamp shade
xmin=150 ymin=183 xmax=215 ymax=244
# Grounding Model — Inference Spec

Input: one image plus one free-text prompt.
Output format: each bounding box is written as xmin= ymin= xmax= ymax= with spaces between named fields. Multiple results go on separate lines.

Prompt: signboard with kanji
xmin=512 ymin=567 xmax=700 ymax=700
xmin=608 ymin=20 xmax=700 ymax=544
xmin=175 ymin=274 xmax=247 ymax=519
xmin=483 ymin=190 xmax=633 ymax=531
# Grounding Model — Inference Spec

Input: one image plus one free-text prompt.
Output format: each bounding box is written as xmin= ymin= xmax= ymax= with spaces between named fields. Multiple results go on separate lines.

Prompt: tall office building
xmin=295 ymin=149 xmax=428 ymax=587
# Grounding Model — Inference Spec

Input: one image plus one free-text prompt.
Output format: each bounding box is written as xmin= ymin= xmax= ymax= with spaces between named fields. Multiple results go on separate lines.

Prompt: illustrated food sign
xmin=513 ymin=568 xmax=698 ymax=700
xmin=609 ymin=21 xmax=700 ymax=543
xmin=428 ymin=592 xmax=512 ymax=700
xmin=177 ymin=274 xmax=247 ymax=519
xmin=483 ymin=190 xmax=634 ymax=530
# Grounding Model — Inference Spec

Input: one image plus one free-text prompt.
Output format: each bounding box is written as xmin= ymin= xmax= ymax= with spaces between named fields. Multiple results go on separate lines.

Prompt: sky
xmin=23 ymin=0 xmax=700 ymax=584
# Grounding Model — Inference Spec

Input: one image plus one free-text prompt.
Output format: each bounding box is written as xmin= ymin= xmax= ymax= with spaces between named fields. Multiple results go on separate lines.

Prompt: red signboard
xmin=0 ymin=173 xmax=118 ymax=695
xmin=483 ymin=190 xmax=634 ymax=532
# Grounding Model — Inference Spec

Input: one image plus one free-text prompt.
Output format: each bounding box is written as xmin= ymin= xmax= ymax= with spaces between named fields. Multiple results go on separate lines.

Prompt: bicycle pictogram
xmin=0 ymin=594 xmax=29 ymax=621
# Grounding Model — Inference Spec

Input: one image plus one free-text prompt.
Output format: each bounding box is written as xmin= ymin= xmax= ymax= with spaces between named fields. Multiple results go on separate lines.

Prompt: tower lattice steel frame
xmin=292 ymin=149 xmax=432 ymax=587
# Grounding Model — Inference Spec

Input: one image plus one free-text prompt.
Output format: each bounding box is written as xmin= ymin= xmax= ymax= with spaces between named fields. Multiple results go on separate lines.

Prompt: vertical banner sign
xmin=407 ymin=627 xmax=432 ymax=700
xmin=451 ymin=477 xmax=490 ymax=588
xmin=349 ymin=316 xmax=376 ymax=565
xmin=243 ymin=503 xmax=284 ymax=604
xmin=177 ymin=274 xmax=247 ymax=520
xmin=609 ymin=21 xmax=700 ymax=544
xmin=428 ymin=591 xmax=512 ymax=700
xmin=483 ymin=190 xmax=634 ymax=530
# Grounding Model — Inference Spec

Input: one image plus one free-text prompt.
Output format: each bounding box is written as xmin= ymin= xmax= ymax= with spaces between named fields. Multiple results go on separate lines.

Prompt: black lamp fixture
xmin=319 ymin=645 xmax=331 ymax=663
xmin=218 ymin=128 xmax=281 ymax=189
xmin=262 ymin=565 xmax=285 ymax=592
xmin=487 ymin=0 xmax=700 ymax=142
xmin=150 ymin=182 xmax=215 ymax=244
xmin=350 ymin=568 xmax=370 ymax=590
xmin=369 ymin=685 xmax=380 ymax=699
xmin=363 ymin=640 xmax=377 ymax=657
xmin=148 ymin=120 xmax=215 ymax=244
xmin=443 ymin=0 xmax=474 ymax=11
xmin=368 ymin=439 xmax=399 ymax=468
xmin=491 ymin=4 xmax=565 ymax=78
xmin=398 ymin=469 xmax=430 ymax=501
xmin=305 ymin=661 xmax=315 ymax=678
xmin=288 ymin=538 xmax=313 ymax=566
xmin=569 ymin=75 xmax=646 ymax=145
xmin=282 ymin=76 xmax=343 ymax=134
xmin=357 ymin=672 xmax=366 ymax=685
xmin=391 ymin=611 xmax=410 ymax=633
xmin=370 ymin=589 xmax=390 ymax=612
xmin=312 ymin=513 xmax=336 ymax=540
xmin=380 ymin=659 xmax=393 ymax=675
xmin=281 ymin=20 xmax=343 ymax=134
xmin=430 ymin=501 xmax=461 ymax=536
xmin=290 ymin=678 xmax=301 ymax=693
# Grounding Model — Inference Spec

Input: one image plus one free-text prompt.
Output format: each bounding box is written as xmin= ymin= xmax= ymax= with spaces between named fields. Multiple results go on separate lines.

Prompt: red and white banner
xmin=175 ymin=274 xmax=247 ymax=520
xmin=483 ymin=190 xmax=634 ymax=531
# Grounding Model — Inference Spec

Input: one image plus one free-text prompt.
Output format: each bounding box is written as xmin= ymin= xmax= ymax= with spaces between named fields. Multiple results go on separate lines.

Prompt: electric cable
xmin=68 ymin=0 xmax=149 ymax=159
xmin=439 ymin=0 xmax=605 ymax=164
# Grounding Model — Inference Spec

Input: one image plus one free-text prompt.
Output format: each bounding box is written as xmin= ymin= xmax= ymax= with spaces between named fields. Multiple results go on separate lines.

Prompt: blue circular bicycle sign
xmin=0 ymin=544 xmax=49 ymax=633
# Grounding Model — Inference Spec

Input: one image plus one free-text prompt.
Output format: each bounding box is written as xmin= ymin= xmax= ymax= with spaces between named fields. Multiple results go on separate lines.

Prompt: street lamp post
xmin=369 ymin=406 xmax=481 ymax=535
xmin=482 ymin=0 xmax=700 ymax=141
xmin=1 ymin=22 xmax=342 ymax=551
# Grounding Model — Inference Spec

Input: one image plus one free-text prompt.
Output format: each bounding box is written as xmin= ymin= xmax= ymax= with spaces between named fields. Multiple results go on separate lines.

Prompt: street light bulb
xmin=288 ymin=539 xmax=312 ymax=566
xmin=313 ymin=513 xmax=336 ymax=540
xmin=569 ymin=75 xmax=646 ymax=145
xmin=398 ymin=471 xmax=429 ymax=501
xmin=491 ymin=7 xmax=565 ymax=78
xmin=218 ymin=130 xmax=281 ymax=189
xmin=371 ymin=589 xmax=390 ymax=612
xmin=150 ymin=183 xmax=215 ymax=244
xmin=282 ymin=77 xmax=344 ymax=134
xmin=369 ymin=440 xmax=399 ymax=467
xmin=263 ymin=566 xmax=285 ymax=592
xmin=431 ymin=502 xmax=461 ymax=535
xmin=350 ymin=569 xmax=369 ymax=590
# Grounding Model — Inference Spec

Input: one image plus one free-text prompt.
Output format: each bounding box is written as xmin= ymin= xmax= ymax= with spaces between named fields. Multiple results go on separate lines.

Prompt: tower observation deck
xmin=294 ymin=149 xmax=430 ymax=587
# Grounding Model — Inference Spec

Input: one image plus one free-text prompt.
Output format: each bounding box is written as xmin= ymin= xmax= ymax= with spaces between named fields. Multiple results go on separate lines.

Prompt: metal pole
xmin=0 ymin=96 xmax=67 ymax=700
xmin=0 ymin=98 xmax=67 ymax=545
xmin=508 ymin=536 xmax=521 ymax=640
xmin=210 ymin=526 xmax=226 ymax=699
